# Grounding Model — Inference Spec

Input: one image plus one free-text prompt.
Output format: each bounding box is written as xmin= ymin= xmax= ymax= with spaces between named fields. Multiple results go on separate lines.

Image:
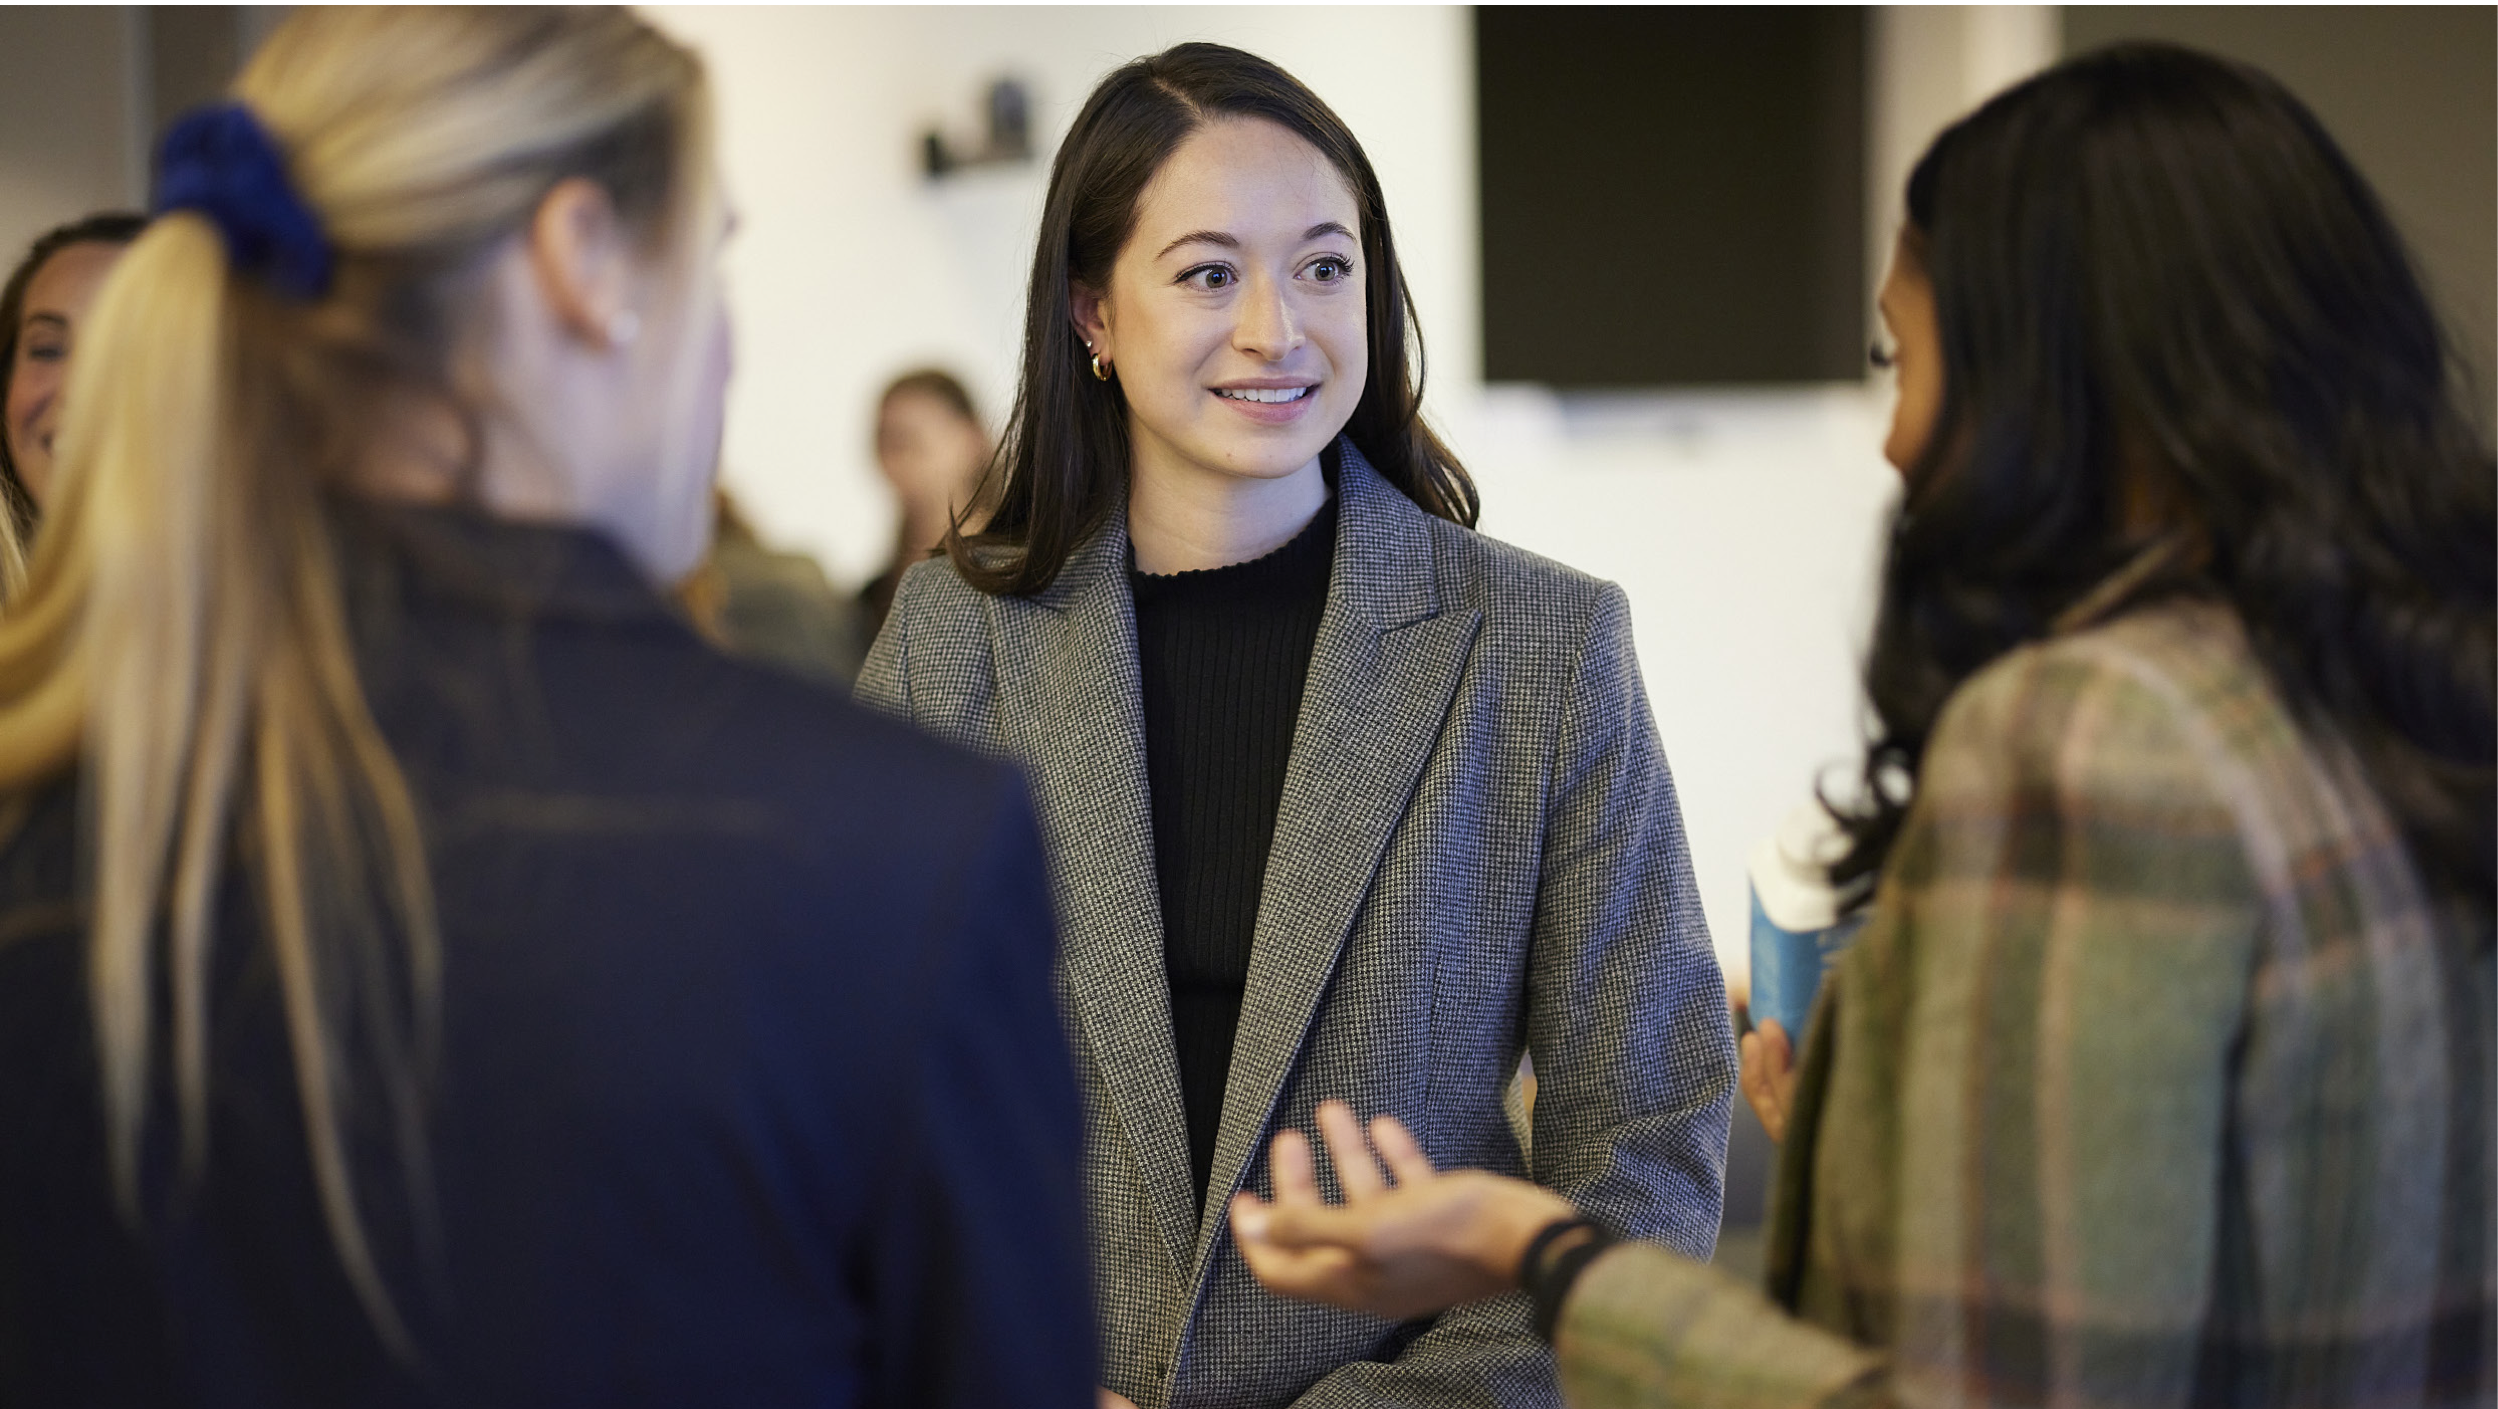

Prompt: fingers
xmin=1230 ymin=1192 xmax=1374 ymax=1312
xmin=1246 ymin=1196 xmax=1371 ymax=1252
xmin=1738 ymin=1031 xmax=1772 ymax=1142
xmin=1267 ymin=1103 xmax=1428 ymax=1214
xmin=1230 ymin=1187 xmax=1360 ymax=1253
xmin=1315 ymin=1100 xmax=1388 ymax=1201
xmin=1369 ymin=1114 xmax=1437 ymax=1186
xmin=1236 ymin=1236 xmax=1366 ymax=1310
xmin=1759 ymin=1019 xmax=1794 ymax=1069
xmin=1737 ymin=1023 xmax=1794 ymax=1145
xmin=1762 ymin=1022 xmax=1800 ymax=1135
xmin=1271 ymin=1128 xmax=1321 ymax=1207
xmin=1229 ymin=1190 xmax=1272 ymax=1244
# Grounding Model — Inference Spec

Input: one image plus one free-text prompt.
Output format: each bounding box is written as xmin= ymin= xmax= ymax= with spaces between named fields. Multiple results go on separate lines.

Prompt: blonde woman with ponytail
xmin=0 ymin=10 xmax=1092 ymax=1404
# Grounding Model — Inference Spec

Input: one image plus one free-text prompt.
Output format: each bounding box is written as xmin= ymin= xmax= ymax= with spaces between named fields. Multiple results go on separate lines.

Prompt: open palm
xmin=1228 ymin=1101 xmax=1576 ymax=1322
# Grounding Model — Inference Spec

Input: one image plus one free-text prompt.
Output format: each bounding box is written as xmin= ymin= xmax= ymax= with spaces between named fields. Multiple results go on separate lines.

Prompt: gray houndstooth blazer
xmin=856 ymin=440 xmax=1735 ymax=1409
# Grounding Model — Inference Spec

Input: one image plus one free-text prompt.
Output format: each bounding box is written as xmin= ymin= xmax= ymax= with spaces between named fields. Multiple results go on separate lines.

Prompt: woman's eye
xmin=22 ymin=342 xmax=65 ymax=364
xmin=1307 ymin=257 xmax=1353 ymax=283
xmin=1183 ymin=265 xmax=1235 ymax=291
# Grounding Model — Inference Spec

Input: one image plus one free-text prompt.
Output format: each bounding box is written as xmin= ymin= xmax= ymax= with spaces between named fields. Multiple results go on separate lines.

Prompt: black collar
xmin=332 ymin=496 xmax=677 ymax=627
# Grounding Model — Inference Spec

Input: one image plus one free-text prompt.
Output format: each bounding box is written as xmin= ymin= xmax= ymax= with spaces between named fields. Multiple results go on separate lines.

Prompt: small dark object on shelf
xmin=924 ymin=77 xmax=1035 ymax=179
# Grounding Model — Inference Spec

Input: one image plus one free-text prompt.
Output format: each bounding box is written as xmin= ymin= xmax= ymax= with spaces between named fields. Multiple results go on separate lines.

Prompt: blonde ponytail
xmin=0 ymin=512 xmax=27 ymax=602
xmin=0 ymin=7 xmax=709 ymax=1353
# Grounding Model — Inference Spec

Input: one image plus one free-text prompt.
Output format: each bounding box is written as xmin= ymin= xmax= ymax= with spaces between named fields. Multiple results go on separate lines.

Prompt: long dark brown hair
xmin=946 ymin=42 xmax=1476 ymax=595
xmin=1832 ymin=43 xmax=2495 ymax=922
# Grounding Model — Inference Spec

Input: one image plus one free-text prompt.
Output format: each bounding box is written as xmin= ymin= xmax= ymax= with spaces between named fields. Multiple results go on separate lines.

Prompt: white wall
xmin=644 ymin=4 xmax=2056 ymax=975
xmin=0 ymin=7 xmax=146 ymax=267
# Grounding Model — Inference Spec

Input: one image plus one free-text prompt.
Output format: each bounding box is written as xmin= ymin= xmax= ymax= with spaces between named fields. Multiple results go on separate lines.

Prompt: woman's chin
xmin=1133 ymin=402 xmax=1347 ymax=487
xmin=1190 ymin=421 xmax=1345 ymax=484
xmin=1207 ymin=443 xmax=1330 ymax=484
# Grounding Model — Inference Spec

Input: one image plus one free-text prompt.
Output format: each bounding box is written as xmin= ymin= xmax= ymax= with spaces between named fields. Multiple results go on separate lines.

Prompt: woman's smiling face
xmin=6 ymin=240 xmax=130 ymax=505
xmin=1072 ymin=115 xmax=1368 ymax=490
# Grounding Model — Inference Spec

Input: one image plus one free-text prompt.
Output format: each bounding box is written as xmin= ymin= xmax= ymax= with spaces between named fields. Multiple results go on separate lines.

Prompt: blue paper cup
xmin=1747 ymin=887 xmax=1864 ymax=1041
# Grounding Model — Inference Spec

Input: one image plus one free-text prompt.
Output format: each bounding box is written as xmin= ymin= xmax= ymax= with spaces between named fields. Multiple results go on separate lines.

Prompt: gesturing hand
xmin=1228 ymin=1100 xmax=1577 ymax=1322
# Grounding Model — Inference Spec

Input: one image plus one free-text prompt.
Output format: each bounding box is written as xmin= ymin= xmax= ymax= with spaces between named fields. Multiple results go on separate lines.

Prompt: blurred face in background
xmin=875 ymin=388 xmax=987 ymax=544
xmin=1877 ymin=232 xmax=1944 ymax=474
xmin=1074 ymin=115 xmax=1368 ymax=495
xmin=5 ymin=240 xmax=130 ymax=504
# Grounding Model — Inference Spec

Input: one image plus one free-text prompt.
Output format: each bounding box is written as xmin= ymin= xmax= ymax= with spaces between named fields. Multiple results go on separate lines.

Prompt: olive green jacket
xmin=1556 ymin=596 xmax=2492 ymax=1409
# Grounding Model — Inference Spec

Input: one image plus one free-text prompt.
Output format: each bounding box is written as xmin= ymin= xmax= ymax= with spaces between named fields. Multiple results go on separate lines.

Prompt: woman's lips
xmin=1211 ymin=383 xmax=1318 ymax=425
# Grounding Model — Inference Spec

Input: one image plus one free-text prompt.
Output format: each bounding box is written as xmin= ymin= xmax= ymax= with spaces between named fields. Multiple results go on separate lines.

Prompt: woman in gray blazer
xmin=858 ymin=42 xmax=1735 ymax=1409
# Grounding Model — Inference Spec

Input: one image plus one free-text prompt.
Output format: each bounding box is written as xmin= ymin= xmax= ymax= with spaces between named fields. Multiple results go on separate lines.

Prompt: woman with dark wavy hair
xmin=1228 ymin=43 xmax=2492 ymax=1409
xmin=860 ymin=40 xmax=1733 ymax=1409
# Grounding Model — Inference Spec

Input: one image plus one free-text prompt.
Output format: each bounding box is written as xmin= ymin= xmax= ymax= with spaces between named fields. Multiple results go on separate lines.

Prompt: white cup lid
xmin=1748 ymin=798 xmax=1852 ymax=932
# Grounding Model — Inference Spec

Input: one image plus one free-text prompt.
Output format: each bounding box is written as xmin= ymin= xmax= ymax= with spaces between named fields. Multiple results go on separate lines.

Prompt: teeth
xmin=1216 ymin=386 xmax=1311 ymax=404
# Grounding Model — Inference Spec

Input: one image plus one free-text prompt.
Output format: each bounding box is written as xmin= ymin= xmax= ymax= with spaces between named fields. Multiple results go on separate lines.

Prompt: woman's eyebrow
xmin=1155 ymin=221 xmax=1356 ymax=260
xmin=23 ymin=313 xmax=68 ymax=331
xmin=1158 ymin=229 xmax=1238 ymax=259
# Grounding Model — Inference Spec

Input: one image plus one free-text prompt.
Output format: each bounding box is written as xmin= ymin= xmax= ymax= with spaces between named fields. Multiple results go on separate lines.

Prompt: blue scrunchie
xmin=151 ymin=103 xmax=332 ymax=301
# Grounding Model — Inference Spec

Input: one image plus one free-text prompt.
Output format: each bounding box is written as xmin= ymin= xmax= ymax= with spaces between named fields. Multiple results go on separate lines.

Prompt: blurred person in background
xmin=681 ymin=368 xmax=987 ymax=686
xmin=862 ymin=366 xmax=991 ymax=635
xmin=1229 ymin=42 xmax=2493 ymax=1409
xmin=0 ymin=8 xmax=1091 ymax=1406
xmin=0 ymin=211 xmax=147 ymax=588
xmin=682 ymin=485 xmax=868 ymax=685
xmin=859 ymin=41 xmax=1732 ymax=1409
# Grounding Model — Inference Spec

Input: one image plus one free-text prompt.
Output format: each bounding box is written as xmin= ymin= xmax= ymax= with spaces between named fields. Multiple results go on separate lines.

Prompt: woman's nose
xmin=1232 ymin=278 xmax=1305 ymax=362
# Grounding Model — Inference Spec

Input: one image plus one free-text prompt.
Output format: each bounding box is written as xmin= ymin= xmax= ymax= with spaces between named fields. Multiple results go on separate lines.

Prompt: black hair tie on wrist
xmin=1518 ymin=1215 xmax=1616 ymax=1343
xmin=1515 ymin=1216 xmax=1594 ymax=1285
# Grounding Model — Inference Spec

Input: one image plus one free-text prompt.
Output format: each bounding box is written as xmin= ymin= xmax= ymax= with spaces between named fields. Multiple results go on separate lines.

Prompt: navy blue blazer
xmin=0 ymin=502 xmax=1094 ymax=1407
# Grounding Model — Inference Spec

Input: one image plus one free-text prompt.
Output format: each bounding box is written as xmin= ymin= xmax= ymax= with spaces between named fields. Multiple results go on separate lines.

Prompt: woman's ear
xmin=1068 ymin=281 xmax=1111 ymax=362
xmin=527 ymin=177 xmax=637 ymax=351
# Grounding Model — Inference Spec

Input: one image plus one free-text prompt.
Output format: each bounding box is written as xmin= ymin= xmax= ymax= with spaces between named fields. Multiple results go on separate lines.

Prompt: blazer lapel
xmin=1194 ymin=444 xmax=1484 ymax=1276
xmin=989 ymin=518 xmax=1201 ymax=1275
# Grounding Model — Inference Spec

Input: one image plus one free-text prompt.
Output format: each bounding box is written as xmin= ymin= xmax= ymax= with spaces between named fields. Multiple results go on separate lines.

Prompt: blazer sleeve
xmin=1549 ymin=639 xmax=2261 ymax=1409
xmin=863 ymin=771 xmax=1096 ymax=1409
xmin=1288 ymin=582 xmax=1739 ymax=1409
xmin=1557 ymin=1244 xmax=1883 ymax=1409
xmin=1519 ymin=581 xmax=1735 ymax=1256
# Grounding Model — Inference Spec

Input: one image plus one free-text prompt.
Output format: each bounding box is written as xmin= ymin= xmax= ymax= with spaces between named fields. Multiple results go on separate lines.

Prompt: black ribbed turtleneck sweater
xmin=1128 ymin=494 xmax=1338 ymax=1210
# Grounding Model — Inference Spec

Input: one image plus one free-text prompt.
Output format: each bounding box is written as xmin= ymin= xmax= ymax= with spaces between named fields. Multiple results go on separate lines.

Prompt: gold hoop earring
xmin=1090 ymin=352 xmax=1112 ymax=382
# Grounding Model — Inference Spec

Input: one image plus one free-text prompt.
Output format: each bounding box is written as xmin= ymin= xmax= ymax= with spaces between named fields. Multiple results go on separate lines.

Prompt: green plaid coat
xmin=1557 ymin=596 xmax=2493 ymax=1408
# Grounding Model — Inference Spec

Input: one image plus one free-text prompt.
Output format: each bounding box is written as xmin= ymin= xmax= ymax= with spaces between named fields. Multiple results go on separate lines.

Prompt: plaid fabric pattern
xmin=858 ymin=442 xmax=1735 ymax=1408
xmin=1553 ymin=598 xmax=2494 ymax=1409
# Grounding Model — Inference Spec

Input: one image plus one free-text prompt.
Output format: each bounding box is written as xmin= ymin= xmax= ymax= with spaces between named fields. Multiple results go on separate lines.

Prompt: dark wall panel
xmin=1477 ymin=6 xmax=1865 ymax=389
